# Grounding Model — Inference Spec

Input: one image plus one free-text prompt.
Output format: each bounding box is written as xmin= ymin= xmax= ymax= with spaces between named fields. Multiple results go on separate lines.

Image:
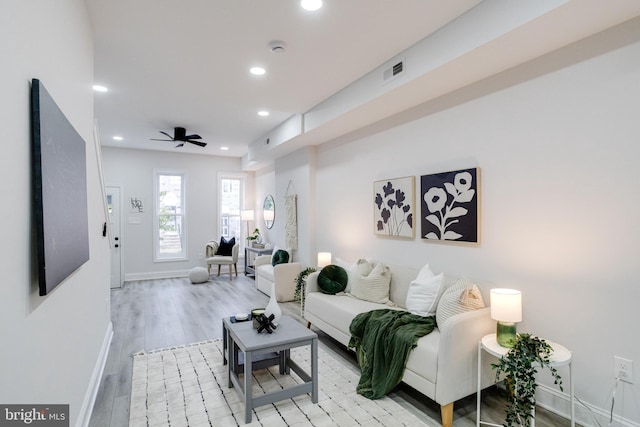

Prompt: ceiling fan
xmin=150 ymin=127 xmax=207 ymax=147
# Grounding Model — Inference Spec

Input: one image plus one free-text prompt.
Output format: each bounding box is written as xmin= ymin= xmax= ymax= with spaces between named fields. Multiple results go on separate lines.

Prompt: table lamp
xmin=490 ymin=288 xmax=522 ymax=348
xmin=317 ymin=252 xmax=332 ymax=268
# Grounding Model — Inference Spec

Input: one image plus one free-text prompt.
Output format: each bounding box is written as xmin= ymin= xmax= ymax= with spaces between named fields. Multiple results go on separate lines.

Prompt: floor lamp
xmin=241 ymin=209 xmax=254 ymax=244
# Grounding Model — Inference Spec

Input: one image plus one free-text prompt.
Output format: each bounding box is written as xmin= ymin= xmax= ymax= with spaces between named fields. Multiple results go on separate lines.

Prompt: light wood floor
xmin=89 ymin=275 xmax=574 ymax=427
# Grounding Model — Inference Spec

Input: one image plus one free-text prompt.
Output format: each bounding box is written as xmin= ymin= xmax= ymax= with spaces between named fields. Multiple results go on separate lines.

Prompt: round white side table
xmin=476 ymin=333 xmax=574 ymax=427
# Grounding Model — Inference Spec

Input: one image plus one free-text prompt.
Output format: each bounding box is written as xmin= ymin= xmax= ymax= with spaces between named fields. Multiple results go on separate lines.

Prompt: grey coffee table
xmin=223 ymin=315 xmax=318 ymax=423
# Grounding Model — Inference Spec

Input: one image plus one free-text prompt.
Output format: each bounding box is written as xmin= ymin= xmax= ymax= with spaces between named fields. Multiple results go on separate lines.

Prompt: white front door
xmin=106 ymin=186 xmax=122 ymax=288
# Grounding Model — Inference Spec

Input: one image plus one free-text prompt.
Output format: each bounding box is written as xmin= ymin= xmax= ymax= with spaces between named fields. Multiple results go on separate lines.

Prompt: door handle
xmin=115 ymin=244 xmax=119 ymax=248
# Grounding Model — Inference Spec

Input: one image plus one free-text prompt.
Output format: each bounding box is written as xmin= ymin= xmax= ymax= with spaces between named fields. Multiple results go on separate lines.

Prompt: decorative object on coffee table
xmin=264 ymin=283 xmax=282 ymax=323
xmin=374 ymin=176 xmax=415 ymax=238
xmin=255 ymin=313 xmax=277 ymax=334
xmin=250 ymin=308 xmax=265 ymax=328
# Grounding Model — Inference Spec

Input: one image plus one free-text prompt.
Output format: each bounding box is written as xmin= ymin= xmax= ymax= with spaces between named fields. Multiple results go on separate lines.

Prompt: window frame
xmin=153 ymin=169 xmax=188 ymax=262
xmin=217 ymin=172 xmax=246 ymax=247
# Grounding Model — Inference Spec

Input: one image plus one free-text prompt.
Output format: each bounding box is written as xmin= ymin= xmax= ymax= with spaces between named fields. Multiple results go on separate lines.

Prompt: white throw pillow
xmin=349 ymin=262 xmax=391 ymax=304
xmin=334 ymin=258 xmax=371 ymax=292
xmin=436 ymin=278 xmax=485 ymax=327
xmin=406 ymin=272 xmax=443 ymax=317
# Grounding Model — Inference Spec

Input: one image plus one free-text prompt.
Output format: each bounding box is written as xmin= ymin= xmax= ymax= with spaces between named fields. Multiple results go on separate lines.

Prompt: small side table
xmin=244 ymin=247 xmax=272 ymax=278
xmin=477 ymin=333 xmax=574 ymax=427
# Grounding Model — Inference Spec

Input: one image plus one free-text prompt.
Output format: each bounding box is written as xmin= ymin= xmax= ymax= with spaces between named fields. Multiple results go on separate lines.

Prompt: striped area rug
xmin=129 ymin=339 xmax=437 ymax=426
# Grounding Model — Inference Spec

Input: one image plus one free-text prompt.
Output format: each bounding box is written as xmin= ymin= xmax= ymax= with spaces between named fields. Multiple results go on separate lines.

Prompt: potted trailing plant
xmin=246 ymin=228 xmax=261 ymax=246
xmin=491 ymin=333 xmax=563 ymax=427
xmin=294 ymin=267 xmax=317 ymax=314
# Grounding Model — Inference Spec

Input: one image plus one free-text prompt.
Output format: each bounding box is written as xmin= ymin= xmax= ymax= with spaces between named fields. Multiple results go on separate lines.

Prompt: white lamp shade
xmin=317 ymin=252 xmax=332 ymax=268
xmin=490 ymin=288 xmax=522 ymax=323
xmin=241 ymin=209 xmax=254 ymax=221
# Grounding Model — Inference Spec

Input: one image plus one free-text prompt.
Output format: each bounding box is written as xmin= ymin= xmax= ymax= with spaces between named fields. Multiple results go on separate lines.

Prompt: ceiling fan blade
xmin=184 ymin=134 xmax=202 ymax=140
xmin=187 ymin=140 xmax=207 ymax=147
xmin=159 ymin=131 xmax=174 ymax=139
xmin=150 ymin=138 xmax=173 ymax=141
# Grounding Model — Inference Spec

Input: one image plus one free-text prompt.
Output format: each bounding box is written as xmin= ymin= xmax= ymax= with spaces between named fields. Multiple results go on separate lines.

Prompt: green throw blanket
xmin=348 ymin=309 xmax=436 ymax=399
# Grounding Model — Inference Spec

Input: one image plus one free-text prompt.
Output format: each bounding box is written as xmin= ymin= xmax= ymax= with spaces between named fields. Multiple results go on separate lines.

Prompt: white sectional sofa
xmin=303 ymin=261 xmax=497 ymax=427
xmin=254 ymin=248 xmax=301 ymax=302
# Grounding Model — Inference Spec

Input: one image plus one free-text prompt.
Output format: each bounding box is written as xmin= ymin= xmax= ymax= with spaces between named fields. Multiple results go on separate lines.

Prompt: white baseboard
xmin=76 ymin=322 xmax=113 ymax=427
xmin=124 ymin=267 xmax=248 ymax=283
xmin=537 ymin=383 xmax=640 ymax=427
xmin=124 ymin=270 xmax=191 ymax=282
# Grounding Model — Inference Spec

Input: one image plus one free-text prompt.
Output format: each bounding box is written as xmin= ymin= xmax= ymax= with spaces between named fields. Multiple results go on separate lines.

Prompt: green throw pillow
xmin=318 ymin=264 xmax=348 ymax=295
xmin=271 ymin=249 xmax=289 ymax=266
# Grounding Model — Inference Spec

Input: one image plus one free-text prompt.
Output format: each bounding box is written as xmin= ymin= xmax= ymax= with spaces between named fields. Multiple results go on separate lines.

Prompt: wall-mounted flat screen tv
xmin=31 ymin=79 xmax=90 ymax=296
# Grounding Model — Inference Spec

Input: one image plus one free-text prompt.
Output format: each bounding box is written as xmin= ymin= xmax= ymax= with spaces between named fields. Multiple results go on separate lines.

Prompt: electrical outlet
xmin=615 ymin=356 xmax=634 ymax=383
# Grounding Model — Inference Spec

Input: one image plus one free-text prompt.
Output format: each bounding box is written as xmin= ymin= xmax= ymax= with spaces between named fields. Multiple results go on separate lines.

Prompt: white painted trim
xmin=124 ymin=270 xmax=192 ymax=282
xmin=124 ymin=266 xmax=247 ymax=282
xmin=153 ymin=169 xmax=188 ymax=262
xmin=76 ymin=322 xmax=113 ymax=427
xmin=536 ymin=383 xmax=640 ymax=427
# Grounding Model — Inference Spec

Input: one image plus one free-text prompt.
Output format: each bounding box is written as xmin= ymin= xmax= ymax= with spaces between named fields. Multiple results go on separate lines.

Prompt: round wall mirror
xmin=263 ymin=195 xmax=275 ymax=229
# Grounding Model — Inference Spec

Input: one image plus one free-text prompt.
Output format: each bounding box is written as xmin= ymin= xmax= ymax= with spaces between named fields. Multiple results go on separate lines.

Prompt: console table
xmin=244 ymin=247 xmax=272 ymax=277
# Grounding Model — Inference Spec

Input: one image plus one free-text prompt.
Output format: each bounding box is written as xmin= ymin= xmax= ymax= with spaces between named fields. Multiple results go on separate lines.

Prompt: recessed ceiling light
xmin=220 ymin=146 xmax=229 ymax=151
xmin=250 ymin=67 xmax=266 ymax=76
xmin=301 ymin=0 xmax=322 ymax=11
xmin=112 ymin=136 xmax=123 ymax=141
xmin=93 ymin=85 xmax=108 ymax=92
xmin=258 ymin=110 xmax=270 ymax=117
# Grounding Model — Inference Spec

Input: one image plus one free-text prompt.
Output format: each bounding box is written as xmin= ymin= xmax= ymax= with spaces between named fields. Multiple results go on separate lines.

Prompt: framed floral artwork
xmin=374 ymin=176 xmax=415 ymax=238
xmin=421 ymin=168 xmax=478 ymax=243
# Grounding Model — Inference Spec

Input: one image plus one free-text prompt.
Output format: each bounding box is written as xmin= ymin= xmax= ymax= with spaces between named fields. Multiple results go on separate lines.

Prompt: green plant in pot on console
xmin=246 ymin=228 xmax=261 ymax=243
xmin=491 ymin=333 xmax=563 ymax=427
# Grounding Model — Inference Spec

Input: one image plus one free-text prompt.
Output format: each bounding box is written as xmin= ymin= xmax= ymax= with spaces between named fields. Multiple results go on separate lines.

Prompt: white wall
xmin=309 ymin=21 xmax=640 ymax=425
xmin=0 ymin=1 xmax=112 ymax=426
xmin=101 ymin=146 xmax=246 ymax=279
xmin=272 ymin=147 xmax=317 ymax=265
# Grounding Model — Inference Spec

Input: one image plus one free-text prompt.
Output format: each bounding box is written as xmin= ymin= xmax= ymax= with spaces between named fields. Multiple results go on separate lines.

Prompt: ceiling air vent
xmin=383 ymin=58 xmax=405 ymax=82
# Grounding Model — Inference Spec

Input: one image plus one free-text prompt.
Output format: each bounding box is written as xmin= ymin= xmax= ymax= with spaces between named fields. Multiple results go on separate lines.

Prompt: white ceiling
xmin=87 ymin=1 xmax=640 ymax=164
xmin=88 ymin=0 xmax=480 ymax=157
